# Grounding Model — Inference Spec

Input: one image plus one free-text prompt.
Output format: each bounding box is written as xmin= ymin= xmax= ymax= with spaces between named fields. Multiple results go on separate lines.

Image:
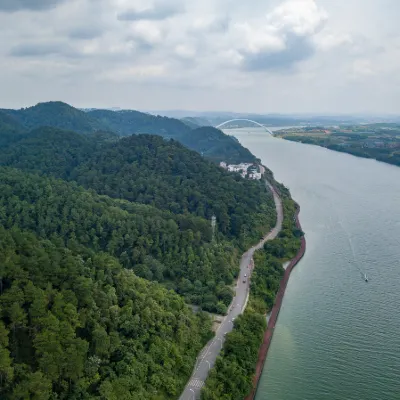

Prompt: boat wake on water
xmin=334 ymin=210 xmax=370 ymax=283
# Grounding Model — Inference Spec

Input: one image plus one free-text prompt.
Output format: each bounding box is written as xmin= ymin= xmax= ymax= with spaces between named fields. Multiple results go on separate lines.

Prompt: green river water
xmin=226 ymin=129 xmax=400 ymax=400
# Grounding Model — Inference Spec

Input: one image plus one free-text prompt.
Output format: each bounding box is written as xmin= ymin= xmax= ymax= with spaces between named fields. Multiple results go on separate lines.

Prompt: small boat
xmin=364 ymin=274 xmax=368 ymax=282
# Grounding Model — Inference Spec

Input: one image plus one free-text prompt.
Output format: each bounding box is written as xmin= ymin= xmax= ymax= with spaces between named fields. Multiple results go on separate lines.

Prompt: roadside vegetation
xmin=201 ymin=184 xmax=303 ymax=400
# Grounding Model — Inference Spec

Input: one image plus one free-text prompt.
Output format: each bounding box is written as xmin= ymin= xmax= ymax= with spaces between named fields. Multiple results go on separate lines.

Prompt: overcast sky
xmin=1 ymin=0 xmax=399 ymax=114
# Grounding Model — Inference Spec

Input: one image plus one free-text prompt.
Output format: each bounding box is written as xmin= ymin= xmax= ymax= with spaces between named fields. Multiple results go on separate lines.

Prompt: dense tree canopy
xmin=1 ymin=102 xmax=102 ymax=133
xmin=0 ymin=128 xmax=95 ymax=179
xmin=0 ymin=167 xmax=241 ymax=313
xmin=0 ymin=226 xmax=212 ymax=399
xmin=87 ymin=109 xmax=192 ymax=138
xmin=0 ymin=130 xmax=275 ymax=245
xmin=0 ymin=111 xmax=26 ymax=147
xmin=176 ymin=126 xmax=256 ymax=164
xmin=201 ymin=312 xmax=266 ymax=400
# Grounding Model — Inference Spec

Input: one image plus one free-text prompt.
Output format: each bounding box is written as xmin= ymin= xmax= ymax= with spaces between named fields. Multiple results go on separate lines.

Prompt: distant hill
xmin=180 ymin=117 xmax=200 ymax=129
xmin=86 ymin=110 xmax=252 ymax=162
xmin=0 ymin=110 xmax=26 ymax=146
xmin=181 ymin=116 xmax=212 ymax=128
xmin=0 ymin=102 xmax=256 ymax=163
xmin=87 ymin=109 xmax=191 ymax=137
xmin=0 ymin=110 xmax=24 ymax=133
xmin=1 ymin=101 xmax=102 ymax=133
xmin=177 ymin=126 xmax=256 ymax=163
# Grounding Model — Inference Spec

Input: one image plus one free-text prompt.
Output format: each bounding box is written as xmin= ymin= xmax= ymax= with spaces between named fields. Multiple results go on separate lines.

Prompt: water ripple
xmin=228 ymin=129 xmax=400 ymax=400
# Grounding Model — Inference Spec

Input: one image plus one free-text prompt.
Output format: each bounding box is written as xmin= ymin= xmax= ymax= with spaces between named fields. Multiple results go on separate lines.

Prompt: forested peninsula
xmin=0 ymin=102 xmax=282 ymax=399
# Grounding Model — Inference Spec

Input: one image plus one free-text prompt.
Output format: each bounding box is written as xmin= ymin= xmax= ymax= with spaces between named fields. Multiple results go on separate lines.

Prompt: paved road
xmin=179 ymin=180 xmax=283 ymax=400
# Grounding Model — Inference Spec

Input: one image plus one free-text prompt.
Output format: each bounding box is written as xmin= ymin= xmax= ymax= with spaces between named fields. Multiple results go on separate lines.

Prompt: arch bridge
xmin=215 ymin=119 xmax=273 ymax=134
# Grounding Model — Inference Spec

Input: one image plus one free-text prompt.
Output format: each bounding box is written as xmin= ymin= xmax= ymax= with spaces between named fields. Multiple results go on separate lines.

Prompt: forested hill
xmin=176 ymin=126 xmax=255 ymax=163
xmin=0 ymin=105 xmax=276 ymax=399
xmin=0 ymin=166 xmax=241 ymax=312
xmin=0 ymin=127 xmax=95 ymax=178
xmin=0 ymin=163 xmax=272 ymax=399
xmin=0 ymin=111 xmax=26 ymax=146
xmin=0 ymin=129 xmax=275 ymax=242
xmin=1 ymin=101 xmax=102 ymax=133
xmin=0 ymin=102 xmax=255 ymax=163
xmin=0 ymin=111 xmax=24 ymax=134
xmin=87 ymin=109 xmax=191 ymax=138
xmin=0 ymin=225 xmax=212 ymax=399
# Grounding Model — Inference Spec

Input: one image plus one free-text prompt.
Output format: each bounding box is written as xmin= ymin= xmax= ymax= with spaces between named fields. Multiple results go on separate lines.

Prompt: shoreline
xmin=279 ymin=136 xmax=400 ymax=169
xmin=245 ymin=199 xmax=306 ymax=400
xmin=179 ymin=177 xmax=283 ymax=400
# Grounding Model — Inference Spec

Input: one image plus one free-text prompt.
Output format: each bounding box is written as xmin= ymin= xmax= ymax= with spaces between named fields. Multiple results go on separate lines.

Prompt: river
xmin=224 ymin=128 xmax=400 ymax=400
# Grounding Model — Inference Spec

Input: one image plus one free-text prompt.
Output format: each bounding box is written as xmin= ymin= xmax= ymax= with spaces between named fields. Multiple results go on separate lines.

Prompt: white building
xmin=249 ymin=172 xmax=262 ymax=180
xmin=227 ymin=165 xmax=242 ymax=172
xmin=222 ymin=162 xmax=262 ymax=180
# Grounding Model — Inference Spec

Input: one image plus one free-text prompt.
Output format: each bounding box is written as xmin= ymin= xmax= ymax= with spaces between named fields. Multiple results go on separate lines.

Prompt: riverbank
xmin=180 ymin=180 xmax=283 ymax=400
xmin=245 ymin=201 xmax=306 ymax=400
xmin=277 ymin=134 xmax=400 ymax=168
xmin=201 ymin=179 xmax=302 ymax=400
xmin=222 ymin=128 xmax=400 ymax=400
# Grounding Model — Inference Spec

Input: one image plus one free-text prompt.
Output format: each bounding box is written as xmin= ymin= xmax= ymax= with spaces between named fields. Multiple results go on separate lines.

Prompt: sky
xmin=1 ymin=0 xmax=399 ymax=114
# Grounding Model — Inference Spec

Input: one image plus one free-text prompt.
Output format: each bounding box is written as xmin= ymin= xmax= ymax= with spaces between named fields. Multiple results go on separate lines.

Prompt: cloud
xmin=68 ymin=26 xmax=104 ymax=40
xmin=242 ymin=34 xmax=315 ymax=71
xmin=98 ymin=64 xmax=167 ymax=82
xmin=9 ymin=42 xmax=72 ymax=57
xmin=117 ymin=2 xmax=182 ymax=21
xmin=190 ymin=15 xmax=231 ymax=34
xmin=128 ymin=20 xmax=165 ymax=45
xmin=0 ymin=0 xmax=66 ymax=12
xmin=174 ymin=44 xmax=196 ymax=60
xmin=269 ymin=0 xmax=328 ymax=36
xmin=351 ymin=59 xmax=375 ymax=77
xmin=1 ymin=0 xmax=399 ymax=114
xmin=233 ymin=0 xmax=328 ymax=71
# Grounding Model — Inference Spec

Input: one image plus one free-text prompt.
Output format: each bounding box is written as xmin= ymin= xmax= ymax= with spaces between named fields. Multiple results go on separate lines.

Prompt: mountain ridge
xmin=0 ymin=101 xmax=256 ymax=164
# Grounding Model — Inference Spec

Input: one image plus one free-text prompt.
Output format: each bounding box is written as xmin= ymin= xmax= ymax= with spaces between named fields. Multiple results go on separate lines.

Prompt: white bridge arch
xmin=216 ymin=119 xmax=273 ymax=134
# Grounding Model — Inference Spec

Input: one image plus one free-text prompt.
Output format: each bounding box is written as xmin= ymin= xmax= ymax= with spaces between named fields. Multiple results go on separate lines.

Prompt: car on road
xmin=243 ymin=279 xmax=246 ymax=283
xmin=244 ymin=273 xmax=247 ymax=277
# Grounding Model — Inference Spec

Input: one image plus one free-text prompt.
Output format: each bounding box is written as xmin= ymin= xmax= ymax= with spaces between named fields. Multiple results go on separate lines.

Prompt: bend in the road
xmin=179 ymin=177 xmax=283 ymax=400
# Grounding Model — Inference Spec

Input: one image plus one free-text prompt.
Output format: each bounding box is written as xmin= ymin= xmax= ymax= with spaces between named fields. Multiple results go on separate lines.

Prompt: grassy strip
xmin=201 ymin=184 xmax=302 ymax=400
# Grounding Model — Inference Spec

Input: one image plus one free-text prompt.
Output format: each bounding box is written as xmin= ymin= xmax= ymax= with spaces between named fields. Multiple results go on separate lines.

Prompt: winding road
xmin=179 ymin=179 xmax=283 ymax=400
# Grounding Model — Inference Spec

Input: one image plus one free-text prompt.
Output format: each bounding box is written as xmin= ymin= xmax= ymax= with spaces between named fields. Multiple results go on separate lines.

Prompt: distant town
xmin=220 ymin=162 xmax=263 ymax=180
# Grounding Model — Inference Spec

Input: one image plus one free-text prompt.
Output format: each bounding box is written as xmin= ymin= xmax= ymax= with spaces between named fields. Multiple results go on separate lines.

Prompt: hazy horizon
xmin=3 ymin=101 xmax=400 ymax=121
